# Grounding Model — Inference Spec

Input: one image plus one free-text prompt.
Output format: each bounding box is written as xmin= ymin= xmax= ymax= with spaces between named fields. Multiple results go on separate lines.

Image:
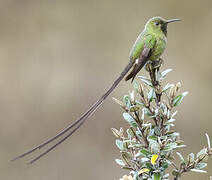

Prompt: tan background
xmin=1 ymin=0 xmax=212 ymax=179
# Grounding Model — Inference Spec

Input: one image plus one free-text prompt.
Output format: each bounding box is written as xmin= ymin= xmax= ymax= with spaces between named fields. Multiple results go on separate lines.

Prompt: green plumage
xmin=129 ymin=17 xmax=167 ymax=61
xmin=125 ymin=16 xmax=180 ymax=82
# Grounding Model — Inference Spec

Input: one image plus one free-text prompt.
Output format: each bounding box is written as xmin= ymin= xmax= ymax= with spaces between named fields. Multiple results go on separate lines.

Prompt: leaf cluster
xmin=112 ymin=63 xmax=211 ymax=180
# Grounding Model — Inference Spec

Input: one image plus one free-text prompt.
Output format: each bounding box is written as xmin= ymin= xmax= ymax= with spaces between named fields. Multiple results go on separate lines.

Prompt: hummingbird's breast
xmin=149 ymin=36 xmax=167 ymax=61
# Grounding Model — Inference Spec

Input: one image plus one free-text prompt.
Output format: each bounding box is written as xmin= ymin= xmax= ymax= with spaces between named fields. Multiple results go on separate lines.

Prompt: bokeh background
xmin=1 ymin=0 xmax=212 ymax=179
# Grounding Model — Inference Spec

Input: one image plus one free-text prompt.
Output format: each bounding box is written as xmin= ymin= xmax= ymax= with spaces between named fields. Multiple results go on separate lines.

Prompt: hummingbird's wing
xmin=125 ymin=47 xmax=151 ymax=82
xmin=11 ymin=60 xmax=135 ymax=164
xmin=125 ymin=34 xmax=156 ymax=82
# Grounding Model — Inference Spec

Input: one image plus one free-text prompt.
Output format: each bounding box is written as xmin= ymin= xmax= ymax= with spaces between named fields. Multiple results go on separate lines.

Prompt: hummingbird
xmin=12 ymin=16 xmax=180 ymax=164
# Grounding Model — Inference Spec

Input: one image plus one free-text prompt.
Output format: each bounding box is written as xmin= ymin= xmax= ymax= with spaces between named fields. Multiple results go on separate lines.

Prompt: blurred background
xmin=1 ymin=0 xmax=212 ymax=179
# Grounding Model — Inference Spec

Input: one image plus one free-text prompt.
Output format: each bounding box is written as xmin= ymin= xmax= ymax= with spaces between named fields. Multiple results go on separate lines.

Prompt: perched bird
xmin=12 ymin=16 xmax=180 ymax=164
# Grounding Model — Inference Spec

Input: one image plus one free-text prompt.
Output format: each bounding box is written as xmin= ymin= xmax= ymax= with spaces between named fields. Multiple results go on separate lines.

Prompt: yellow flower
xmin=138 ymin=168 xmax=150 ymax=175
xmin=151 ymin=154 xmax=159 ymax=165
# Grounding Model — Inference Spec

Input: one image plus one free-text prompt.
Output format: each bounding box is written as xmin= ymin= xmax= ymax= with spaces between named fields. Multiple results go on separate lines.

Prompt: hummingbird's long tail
xmin=11 ymin=60 xmax=135 ymax=164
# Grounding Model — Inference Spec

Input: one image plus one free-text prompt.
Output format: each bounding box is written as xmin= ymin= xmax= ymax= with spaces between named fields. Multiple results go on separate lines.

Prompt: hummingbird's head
xmin=145 ymin=16 xmax=181 ymax=36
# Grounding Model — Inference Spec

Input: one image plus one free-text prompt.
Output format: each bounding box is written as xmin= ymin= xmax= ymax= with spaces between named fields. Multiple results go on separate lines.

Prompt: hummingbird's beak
xmin=166 ymin=19 xmax=181 ymax=24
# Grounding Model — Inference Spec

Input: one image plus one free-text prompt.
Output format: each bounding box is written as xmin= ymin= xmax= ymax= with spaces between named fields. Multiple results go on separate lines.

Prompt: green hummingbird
xmin=12 ymin=16 xmax=180 ymax=164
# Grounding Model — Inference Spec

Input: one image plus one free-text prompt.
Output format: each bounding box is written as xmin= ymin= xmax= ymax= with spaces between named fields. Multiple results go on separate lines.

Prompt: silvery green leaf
xmin=133 ymin=81 xmax=140 ymax=93
xmin=165 ymin=124 xmax=171 ymax=131
xmin=167 ymin=132 xmax=180 ymax=138
xmin=135 ymin=100 xmax=144 ymax=106
xmin=149 ymin=139 xmax=160 ymax=153
xmin=171 ymin=111 xmax=178 ymax=118
xmin=172 ymin=169 xmax=180 ymax=176
xmin=138 ymin=149 xmax=152 ymax=157
xmin=143 ymin=123 xmax=152 ymax=127
xmin=145 ymin=162 xmax=154 ymax=170
xmin=205 ymin=133 xmax=211 ymax=149
xmin=190 ymin=169 xmax=207 ymax=173
xmin=161 ymin=69 xmax=172 ymax=78
xmin=115 ymin=159 xmax=125 ymax=166
xmin=173 ymin=132 xmax=180 ymax=137
xmin=123 ymin=139 xmax=135 ymax=144
xmin=166 ymin=160 xmax=172 ymax=165
xmin=135 ymin=152 xmax=143 ymax=158
xmin=130 ymin=91 xmax=135 ymax=102
xmin=122 ymin=166 xmax=133 ymax=170
xmin=138 ymin=77 xmax=153 ymax=86
xmin=144 ymin=108 xmax=152 ymax=116
xmin=161 ymin=161 xmax=169 ymax=170
xmin=163 ymin=83 xmax=174 ymax=92
xmin=148 ymin=135 xmax=158 ymax=141
xmin=115 ymin=139 xmax=124 ymax=150
xmin=176 ymin=145 xmax=186 ymax=148
xmin=130 ymin=170 xmax=135 ymax=175
xmin=176 ymin=139 xmax=184 ymax=145
xmin=112 ymin=97 xmax=124 ymax=107
xmin=167 ymin=110 xmax=170 ymax=119
xmin=160 ymin=135 xmax=167 ymax=141
xmin=123 ymin=112 xmax=137 ymax=127
xmin=160 ymin=103 xmax=167 ymax=115
xmin=128 ymin=143 xmax=142 ymax=148
xmin=154 ymin=127 xmax=160 ymax=136
xmin=129 ymin=105 xmax=140 ymax=112
xmin=173 ymin=91 xmax=188 ymax=107
xmin=149 ymin=128 xmax=155 ymax=136
xmin=123 ymin=140 xmax=131 ymax=148
xmin=147 ymin=88 xmax=155 ymax=102
xmin=187 ymin=153 xmax=195 ymax=162
xmin=121 ymin=151 xmax=132 ymax=160
xmin=166 ymin=119 xmax=176 ymax=124
xmin=164 ymin=142 xmax=177 ymax=151
xmin=141 ymin=108 xmax=145 ymax=120
xmin=164 ymin=131 xmax=173 ymax=135
xmin=176 ymin=152 xmax=185 ymax=162
xmin=138 ymin=75 xmax=149 ymax=80
xmin=133 ymin=171 xmax=139 ymax=180
xmin=141 ymin=157 xmax=150 ymax=163
xmin=111 ymin=128 xmax=120 ymax=138
xmin=163 ymin=106 xmax=167 ymax=115
xmin=127 ymin=128 xmax=134 ymax=138
xmin=196 ymin=162 xmax=207 ymax=169
xmin=123 ymin=95 xmax=131 ymax=108
xmin=152 ymin=172 xmax=162 ymax=180
xmin=156 ymin=71 xmax=161 ymax=81
xmin=163 ymin=173 xmax=169 ymax=178
xmin=136 ymin=129 xmax=142 ymax=137
xmin=197 ymin=148 xmax=207 ymax=158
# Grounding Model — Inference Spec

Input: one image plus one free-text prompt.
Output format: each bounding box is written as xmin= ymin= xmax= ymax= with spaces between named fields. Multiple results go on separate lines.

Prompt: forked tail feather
xmin=11 ymin=60 xmax=135 ymax=164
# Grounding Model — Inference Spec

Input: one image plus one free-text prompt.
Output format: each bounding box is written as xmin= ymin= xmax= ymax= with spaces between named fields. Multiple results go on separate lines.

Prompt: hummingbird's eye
xmin=155 ymin=21 xmax=160 ymax=26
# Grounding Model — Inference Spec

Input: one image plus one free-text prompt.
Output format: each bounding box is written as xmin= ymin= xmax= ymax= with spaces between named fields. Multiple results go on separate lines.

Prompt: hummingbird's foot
xmin=145 ymin=60 xmax=153 ymax=72
xmin=152 ymin=58 xmax=164 ymax=69
xmin=145 ymin=58 xmax=163 ymax=72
